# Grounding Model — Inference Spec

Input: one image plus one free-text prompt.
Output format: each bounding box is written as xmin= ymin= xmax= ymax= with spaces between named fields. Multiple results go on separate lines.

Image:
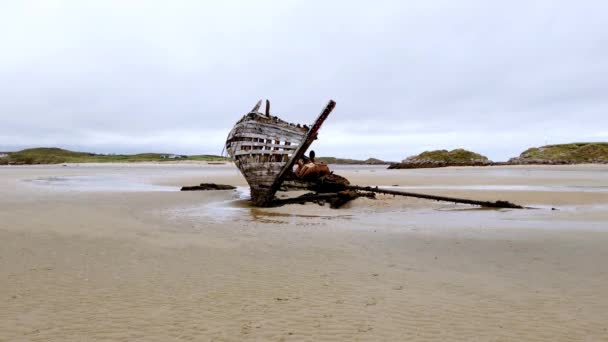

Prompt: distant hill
xmin=389 ymin=149 xmax=492 ymax=169
xmin=0 ymin=147 xmax=228 ymax=165
xmin=509 ymin=143 xmax=608 ymax=164
xmin=316 ymin=157 xmax=391 ymax=165
xmin=363 ymin=158 xmax=388 ymax=165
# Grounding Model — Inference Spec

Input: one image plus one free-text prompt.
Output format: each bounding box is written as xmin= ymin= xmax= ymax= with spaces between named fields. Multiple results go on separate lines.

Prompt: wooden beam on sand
xmin=346 ymin=185 xmax=527 ymax=209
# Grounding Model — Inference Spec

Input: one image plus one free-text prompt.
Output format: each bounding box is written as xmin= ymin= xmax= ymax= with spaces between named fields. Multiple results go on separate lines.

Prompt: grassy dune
xmin=511 ymin=143 xmax=608 ymax=164
xmin=0 ymin=148 xmax=227 ymax=165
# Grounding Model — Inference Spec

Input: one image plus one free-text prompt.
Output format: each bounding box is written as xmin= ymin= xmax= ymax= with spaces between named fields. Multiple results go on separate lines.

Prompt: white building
xmin=160 ymin=154 xmax=186 ymax=159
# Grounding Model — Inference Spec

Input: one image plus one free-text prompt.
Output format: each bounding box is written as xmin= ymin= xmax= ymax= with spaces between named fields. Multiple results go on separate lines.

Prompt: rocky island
xmin=508 ymin=142 xmax=608 ymax=165
xmin=315 ymin=157 xmax=391 ymax=165
xmin=388 ymin=149 xmax=492 ymax=169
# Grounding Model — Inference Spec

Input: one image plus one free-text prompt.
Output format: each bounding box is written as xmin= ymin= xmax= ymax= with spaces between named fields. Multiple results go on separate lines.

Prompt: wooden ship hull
xmin=225 ymin=99 xmax=335 ymax=206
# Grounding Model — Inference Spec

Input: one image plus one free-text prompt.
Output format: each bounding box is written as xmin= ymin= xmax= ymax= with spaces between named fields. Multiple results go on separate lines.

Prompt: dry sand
xmin=1 ymin=163 xmax=607 ymax=341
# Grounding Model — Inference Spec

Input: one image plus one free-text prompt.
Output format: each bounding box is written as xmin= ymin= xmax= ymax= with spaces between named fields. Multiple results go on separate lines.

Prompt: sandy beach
xmin=1 ymin=163 xmax=607 ymax=341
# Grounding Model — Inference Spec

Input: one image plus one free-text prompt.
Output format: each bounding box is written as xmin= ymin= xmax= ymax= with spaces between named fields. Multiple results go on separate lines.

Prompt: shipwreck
xmin=225 ymin=99 xmax=335 ymax=206
xmin=224 ymin=99 xmax=526 ymax=209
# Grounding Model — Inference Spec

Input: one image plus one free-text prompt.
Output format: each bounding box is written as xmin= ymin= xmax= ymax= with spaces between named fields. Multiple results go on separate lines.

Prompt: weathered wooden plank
xmin=240 ymin=165 xmax=285 ymax=173
xmin=243 ymin=168 xmax=281 ymax=175
xmin=247 ymin=120 xmax=308 ymax=133
xmin=254 ymin=100 xmax=336 ymax=206
xmin=237 ymin=113 xmax=300 ymax=129
xmin=229 ymin=141 xmax=298 ymax=150
xmin=250 ymin=99 xmax=262 ymax=113
xmin=237 ymin=122 xmax=308 ymax=137
xmin=234 ymin=150 xmax=293 ymax=156
xmin=238 ymin=163 xmax=285 ymax=174
xmin=247 ymin=176 xmax=277 ymax=183
xmin=239 ymin=161 xmax=285 ymax=168
xmin=243 ymin=167 xmax=280 ymax=172
xmin=243 ymin=170 xmax=283 ymax=177
xmin=232 ymin=148 xmax=295 ymax=155
xmin=265 ymin=99 xmax=270 ymax=116
xmin=250 ymin=175 xmax=274 ymax=184
xmin=233 ymin=151 xmax=294 ymax=159
xmin=227 ymin=132 xmax=305 ymax=145
xmin=235 ymin=141 xmax=299 ymax=149
xmin=231 ymin=125 xmax=306 ymax=137
xmin=232 ymin=127 xmax=305 ymax=143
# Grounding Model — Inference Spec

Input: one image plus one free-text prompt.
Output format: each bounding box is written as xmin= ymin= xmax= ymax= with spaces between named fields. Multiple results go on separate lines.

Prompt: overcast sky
xmin=1 ymin=0 xmax=607 ymax=161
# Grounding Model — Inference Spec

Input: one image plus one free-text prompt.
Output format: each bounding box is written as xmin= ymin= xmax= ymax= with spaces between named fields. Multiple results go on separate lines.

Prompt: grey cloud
xmin=1 ymin=0 xmax=607 ymax=160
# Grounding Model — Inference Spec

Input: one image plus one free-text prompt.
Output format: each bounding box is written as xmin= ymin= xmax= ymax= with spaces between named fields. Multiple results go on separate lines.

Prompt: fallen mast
xmin=346 ymin=185 xmax=525 ymax=209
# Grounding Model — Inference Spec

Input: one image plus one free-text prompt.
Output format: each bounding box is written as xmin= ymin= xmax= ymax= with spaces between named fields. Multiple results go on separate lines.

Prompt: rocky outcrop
xmin=508 ymin=143 xmax=608 ymax=165
xmin=388 ymin=149 xmax=492 ymax=169
xmin=181 ymin=183 xmax=237 ymax=191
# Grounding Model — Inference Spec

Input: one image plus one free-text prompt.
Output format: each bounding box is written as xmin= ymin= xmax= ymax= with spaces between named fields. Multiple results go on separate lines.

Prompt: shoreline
xmin=388 ymin=161 xmax=608 ymax=169
xmin=0 ymin=160 xmax=608 ymax=170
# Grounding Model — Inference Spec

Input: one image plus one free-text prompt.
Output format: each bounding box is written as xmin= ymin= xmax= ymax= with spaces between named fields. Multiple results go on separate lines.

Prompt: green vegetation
xmin=411 ymin=149 xmax=491 ymax=163
xmin=316 ymin=157 xmax=363 ymax=164
xmin=363 ymin=158 xmax=387 ymax=165
xmin=0 ymin=148 xmax=391 ymax=166
xmin=0 ymin=147 xmax=228 ymax=165
xmin=389 ymin=149 xmax=491 ymax=169
xmin=511 ymin=142 xmax=608 ymax=164
xmin=315 ymin=157 xmax=389 ymax=165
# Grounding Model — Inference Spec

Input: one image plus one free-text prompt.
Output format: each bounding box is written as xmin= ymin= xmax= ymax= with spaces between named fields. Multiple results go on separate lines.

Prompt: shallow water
xmin=24 ymin=175 xmax=178 ymax=192
xmin=16 ymin=165 xmax=608 ymax=230
xmin=171 ymin=186 xmax=353 ymax=224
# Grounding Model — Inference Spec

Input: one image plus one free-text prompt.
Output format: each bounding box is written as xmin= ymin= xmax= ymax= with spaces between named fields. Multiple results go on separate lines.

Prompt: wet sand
xmin=1 ymin=163 xmax=607 ymax=341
